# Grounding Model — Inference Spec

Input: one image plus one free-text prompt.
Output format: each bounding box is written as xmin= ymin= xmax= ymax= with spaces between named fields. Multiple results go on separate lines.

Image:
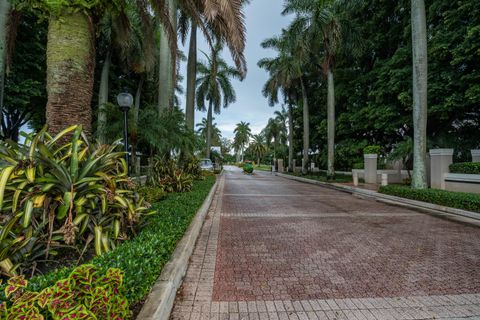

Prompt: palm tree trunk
xmin=411 ymin=0 xmax=428 ymax=189
xmin=46 ymin=11 xmax=95 ymax=137
xmin=157 ymin=0 xmax=177 ymax=113
xmin=97 ymin=51 xmax=111 ymax=144
xmin=300 ymin=78 xmax=309 ymax=174
xmin=0 ymin=0 xmax=10 ymax=116
xmin=185 ymin=22 xmax=197 ymax=130
xmin=206 ymin=101 xmax=213 ymax=158
xmin=131 ymin=77 xmax=144 ymax=176
xmin=288 ymin=104 xmax=294 ymax=172
xmin=327 ymin=68 xmax=335 ymax=179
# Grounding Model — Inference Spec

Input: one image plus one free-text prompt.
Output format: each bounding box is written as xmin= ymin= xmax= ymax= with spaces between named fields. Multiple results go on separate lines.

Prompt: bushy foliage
xmin=364 ymin=145 xmax=382 ymax=155
xmin=243 ymin=162 xmax=253 ymax=174
xmin=0 ymin=264 xmax=129 ymax=319
xmin=1 ymin=177 xmax=215 ymax=307
xmin=0 ymin=126 xmax=153 ymax=276
xmin=379 ymin=185 xmax=480 ymax=213
xmin=147 ymin=157 xmax=193 ymax=193
xmin=449 ymin=163 xmax=480 ymax=175
xmin=135 ymin=187 xmax=167 ymax=204
xmin=181 ymin=156 xmax=203 ymax=180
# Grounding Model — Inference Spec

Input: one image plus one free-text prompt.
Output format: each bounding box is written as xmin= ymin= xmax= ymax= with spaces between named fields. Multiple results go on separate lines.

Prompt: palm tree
xmin=259 ymin=32 xmax=307 ymax=172
xmin=411 ymin=0 xmax=428 ymax=189
xmin=234 ymin=121 xmax=252 ymax=162
xmin=284 ymin=0 xmax=362 ymax=178
xmin=0 ymin=0 xmax=11 ymax=115
xmin=196 ymin=41 xmax=241 ymax=158
xmin=196 ymin=117 xmax=222 ymax=146
xmin=264 ymin=118 xmax=282 ymax=162
xmin=96 ymin=2 xmax=155 ymax=144
xmin=250 ymin=134 xmax=267 ymax=165
xmin=180 ymin=0 xmax=249 ymax=128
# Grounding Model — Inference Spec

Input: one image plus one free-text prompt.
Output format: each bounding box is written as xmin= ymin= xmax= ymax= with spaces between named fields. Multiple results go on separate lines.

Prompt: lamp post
xmin=117 ymin=91 xmax=134 ymax=175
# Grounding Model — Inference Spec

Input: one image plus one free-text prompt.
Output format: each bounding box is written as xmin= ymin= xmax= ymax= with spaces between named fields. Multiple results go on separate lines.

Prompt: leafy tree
xmin=248 ymin=134 xmax=267 ymax=165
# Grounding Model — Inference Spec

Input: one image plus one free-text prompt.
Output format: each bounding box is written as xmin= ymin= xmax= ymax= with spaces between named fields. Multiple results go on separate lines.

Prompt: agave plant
xmin=0 ymin=125 xmax=153 ymax=276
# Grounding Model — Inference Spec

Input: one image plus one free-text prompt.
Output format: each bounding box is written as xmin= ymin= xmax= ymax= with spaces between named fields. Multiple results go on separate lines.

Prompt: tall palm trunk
xmin=411 ymin=0 xmax=428 ymax=189
xmin=300 ymin=78 xmax=309 ymax=174
xmin=46 ymin=11 xmax=95 ymax=137
xmin=97 ymin=51 xmax=111 ymax=144
xmin=288 ymin=104 xmax=294 ymax=172
xmin=131 ymin=77 xmax=144 ymax=176
xmin=0 ymin=0 xmax=10 ymax=115
xmin=327 ymin=68 xmax=335 ymax=178
xmin=157 ymin=0 xmax=177 ymax=113
xmin=185 ymin=22 xmax=197 ymax=130
xmin=206 ymin=101 xmax=213 ymax=158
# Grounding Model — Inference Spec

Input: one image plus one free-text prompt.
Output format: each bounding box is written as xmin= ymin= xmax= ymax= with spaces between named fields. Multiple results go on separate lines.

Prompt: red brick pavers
xmin=170 ymin=167 xmax=480 ymax=320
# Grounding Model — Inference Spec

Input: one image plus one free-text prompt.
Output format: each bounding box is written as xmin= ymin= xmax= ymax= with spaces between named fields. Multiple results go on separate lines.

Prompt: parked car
xmin=199 ymin=158 xmax=214 ymax=171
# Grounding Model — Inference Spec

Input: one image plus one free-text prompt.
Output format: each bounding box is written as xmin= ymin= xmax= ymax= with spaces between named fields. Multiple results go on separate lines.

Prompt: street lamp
xmin=117 ymin=90 xmax=134 ymax=174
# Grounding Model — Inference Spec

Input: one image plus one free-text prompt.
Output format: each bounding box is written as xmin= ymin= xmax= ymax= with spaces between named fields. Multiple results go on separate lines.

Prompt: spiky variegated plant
xmin=0 ymin=125 xmax=152 ymax=276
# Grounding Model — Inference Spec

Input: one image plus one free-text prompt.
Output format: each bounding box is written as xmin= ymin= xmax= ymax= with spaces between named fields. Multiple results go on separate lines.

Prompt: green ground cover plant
xmin=10 ymin=176 xmax=215 ymax=305
xmin=449 ymin=163 xmax=480 ymax=175
xmin=286 ymin=171 xmax=353 ymax=183
xmin=379 ymin=185 xmax=480 ymax=213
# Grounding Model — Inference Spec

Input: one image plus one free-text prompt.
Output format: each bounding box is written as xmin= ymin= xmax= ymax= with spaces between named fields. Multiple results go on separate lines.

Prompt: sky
xmin=179 ymin=1 xmax=293 ymax=140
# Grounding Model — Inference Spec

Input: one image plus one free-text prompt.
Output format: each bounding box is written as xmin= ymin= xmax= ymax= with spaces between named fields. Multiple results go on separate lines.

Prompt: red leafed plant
xmin=0 ymin=264 xmax=130 ymax=319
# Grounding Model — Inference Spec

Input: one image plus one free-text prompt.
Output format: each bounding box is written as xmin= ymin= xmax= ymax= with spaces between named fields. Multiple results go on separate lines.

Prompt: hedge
xmin=379 ymin=185 xmax=480 ymax=213
xmin=2 ymin=176 xmax=216 ymax=305
xmin=449 ymin=162 xmax=480 ymax=174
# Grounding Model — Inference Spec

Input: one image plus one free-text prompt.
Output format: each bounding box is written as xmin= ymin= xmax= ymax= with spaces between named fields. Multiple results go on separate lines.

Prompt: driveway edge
xmin=136 ymin=177 xmax=220 ymax=320
xmin=276 ymin=172 xmax=480 ymax=223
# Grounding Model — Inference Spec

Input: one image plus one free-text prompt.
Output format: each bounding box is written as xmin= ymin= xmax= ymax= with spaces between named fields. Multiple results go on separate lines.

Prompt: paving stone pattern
xmin=170 ymin=167 xmax=480 ymax=320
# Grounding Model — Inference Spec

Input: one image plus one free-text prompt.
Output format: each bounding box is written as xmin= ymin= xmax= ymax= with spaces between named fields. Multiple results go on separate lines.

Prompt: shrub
xmin=449 ymin=162 xmax=480 ymax=174
xmin=364 ymin=145 xmax=382 ymax=155
xmin=379 ymin=185 xmax=480 ymax=212
xmin=148 ymin=157 xmax=193 ymax=193
xmin=243 ymin=162 xmax=253 ymax=174
xmin=136 ymin=187 xmax=167 ymax=204
xmin=0 ymin=126 xmax=152 ymax=276
xmin=352 ymin=162 xmax=364 ymax=169
xmin=1 ymin=264 xmax=130 ymax=319
xmin=182 ymin=156 xmax=202 ymax=180
xmin=5 ymin=177 xmax=216 ymax=306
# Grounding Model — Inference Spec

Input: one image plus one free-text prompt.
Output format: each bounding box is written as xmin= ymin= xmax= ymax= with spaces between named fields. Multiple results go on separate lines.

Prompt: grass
xmin=8 ymin=176 xmax=216 ymax=306
xmin=254 ymin=164 xmax=272 ymax=172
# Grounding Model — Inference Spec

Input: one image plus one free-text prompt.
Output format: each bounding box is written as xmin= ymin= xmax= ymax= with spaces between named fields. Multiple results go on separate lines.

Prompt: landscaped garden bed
xmin=285 ymin=171 xmax=354 ymax=183
xmin=379 ymin=185 xmax=480 ymax=213
xmin=0 ymin=127 xmax=217 ymax=318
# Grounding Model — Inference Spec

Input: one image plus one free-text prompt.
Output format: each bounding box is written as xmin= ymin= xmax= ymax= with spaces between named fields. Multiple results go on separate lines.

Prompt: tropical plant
xmin=283 ymin=0 xmax=363 ymax=178
xmin=411 ymin=0 xmax=428 ymax=189
xmin=0 ymin=125 xmax=153 ymax=275
xmin=196 ymin=41 xmax=241 ymax=158
xmin=259 ymin=29 xmax=308 ymax=173
xmin=147 ymin=157 xmax=193 ymax=193
xmin=263 ymin=118 xmax=282 ymax=161
xmin=0 ymin=264 xmax=130 ymax=319
xmin=249 ymin=134 xmax=267 ymax=165
xmin=196 ymin=117 xmax=222 ymax=147
xmin=233 ymin=121 xmax=251 ymax=162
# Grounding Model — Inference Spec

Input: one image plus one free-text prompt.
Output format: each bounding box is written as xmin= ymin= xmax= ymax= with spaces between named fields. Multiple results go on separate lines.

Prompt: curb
xmin=276 ymin=173 xmax=480 ymax=223
xmin=136 ymin=177 xmax=219 ymax=320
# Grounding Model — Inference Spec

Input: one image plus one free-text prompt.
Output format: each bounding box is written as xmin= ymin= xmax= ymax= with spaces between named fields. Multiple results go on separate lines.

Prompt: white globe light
xmin=117 ymin=92 xmax=134 ymax=108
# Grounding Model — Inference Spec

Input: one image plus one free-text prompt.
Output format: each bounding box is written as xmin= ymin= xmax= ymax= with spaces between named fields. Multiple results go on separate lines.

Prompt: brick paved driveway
xmin=171 ymin=166 xmax=480 ymax=320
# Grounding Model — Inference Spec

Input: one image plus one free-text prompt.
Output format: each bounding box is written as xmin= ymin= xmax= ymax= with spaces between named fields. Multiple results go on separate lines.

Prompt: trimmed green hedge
xmin=364 ymin=145 xmax=382 ymax=155
xmin=379 ymin=185 xmax=480 ymax=213
xmin=4 ymin=176 xmax=216 ymax=304
xmin=449 ymin=162 xmax=480 ymax=174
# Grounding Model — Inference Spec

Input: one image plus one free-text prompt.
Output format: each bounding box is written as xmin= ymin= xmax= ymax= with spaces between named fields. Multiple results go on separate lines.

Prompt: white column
xmin=472 ymin=150 xmax=480 ymax=163
xmin=429 ymin=149 xmax=453 ymax=190
xmin=364 ymin=154 xmax=378 ymax=184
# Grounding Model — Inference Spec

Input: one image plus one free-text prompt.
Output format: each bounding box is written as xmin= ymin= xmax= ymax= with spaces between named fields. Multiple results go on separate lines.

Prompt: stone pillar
xmin=364 ymin=154 xmax=378 ymax=184
xmin=430 ymin=149 xmax=454 ymax=190
xmin=353 ymin=171 xmax=359 ymax=186
xmin=278 ymin=159 xmax=284 ymax=173
xmin=301 ymin=159 xmax=306 ymax=173
xmin=292 ymin=159 xmax=296 ymax=172
xmin=381 ymin=173 xmax=388 ymax=186
xmin=472 ymin=150 xmax=480 ymax=163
